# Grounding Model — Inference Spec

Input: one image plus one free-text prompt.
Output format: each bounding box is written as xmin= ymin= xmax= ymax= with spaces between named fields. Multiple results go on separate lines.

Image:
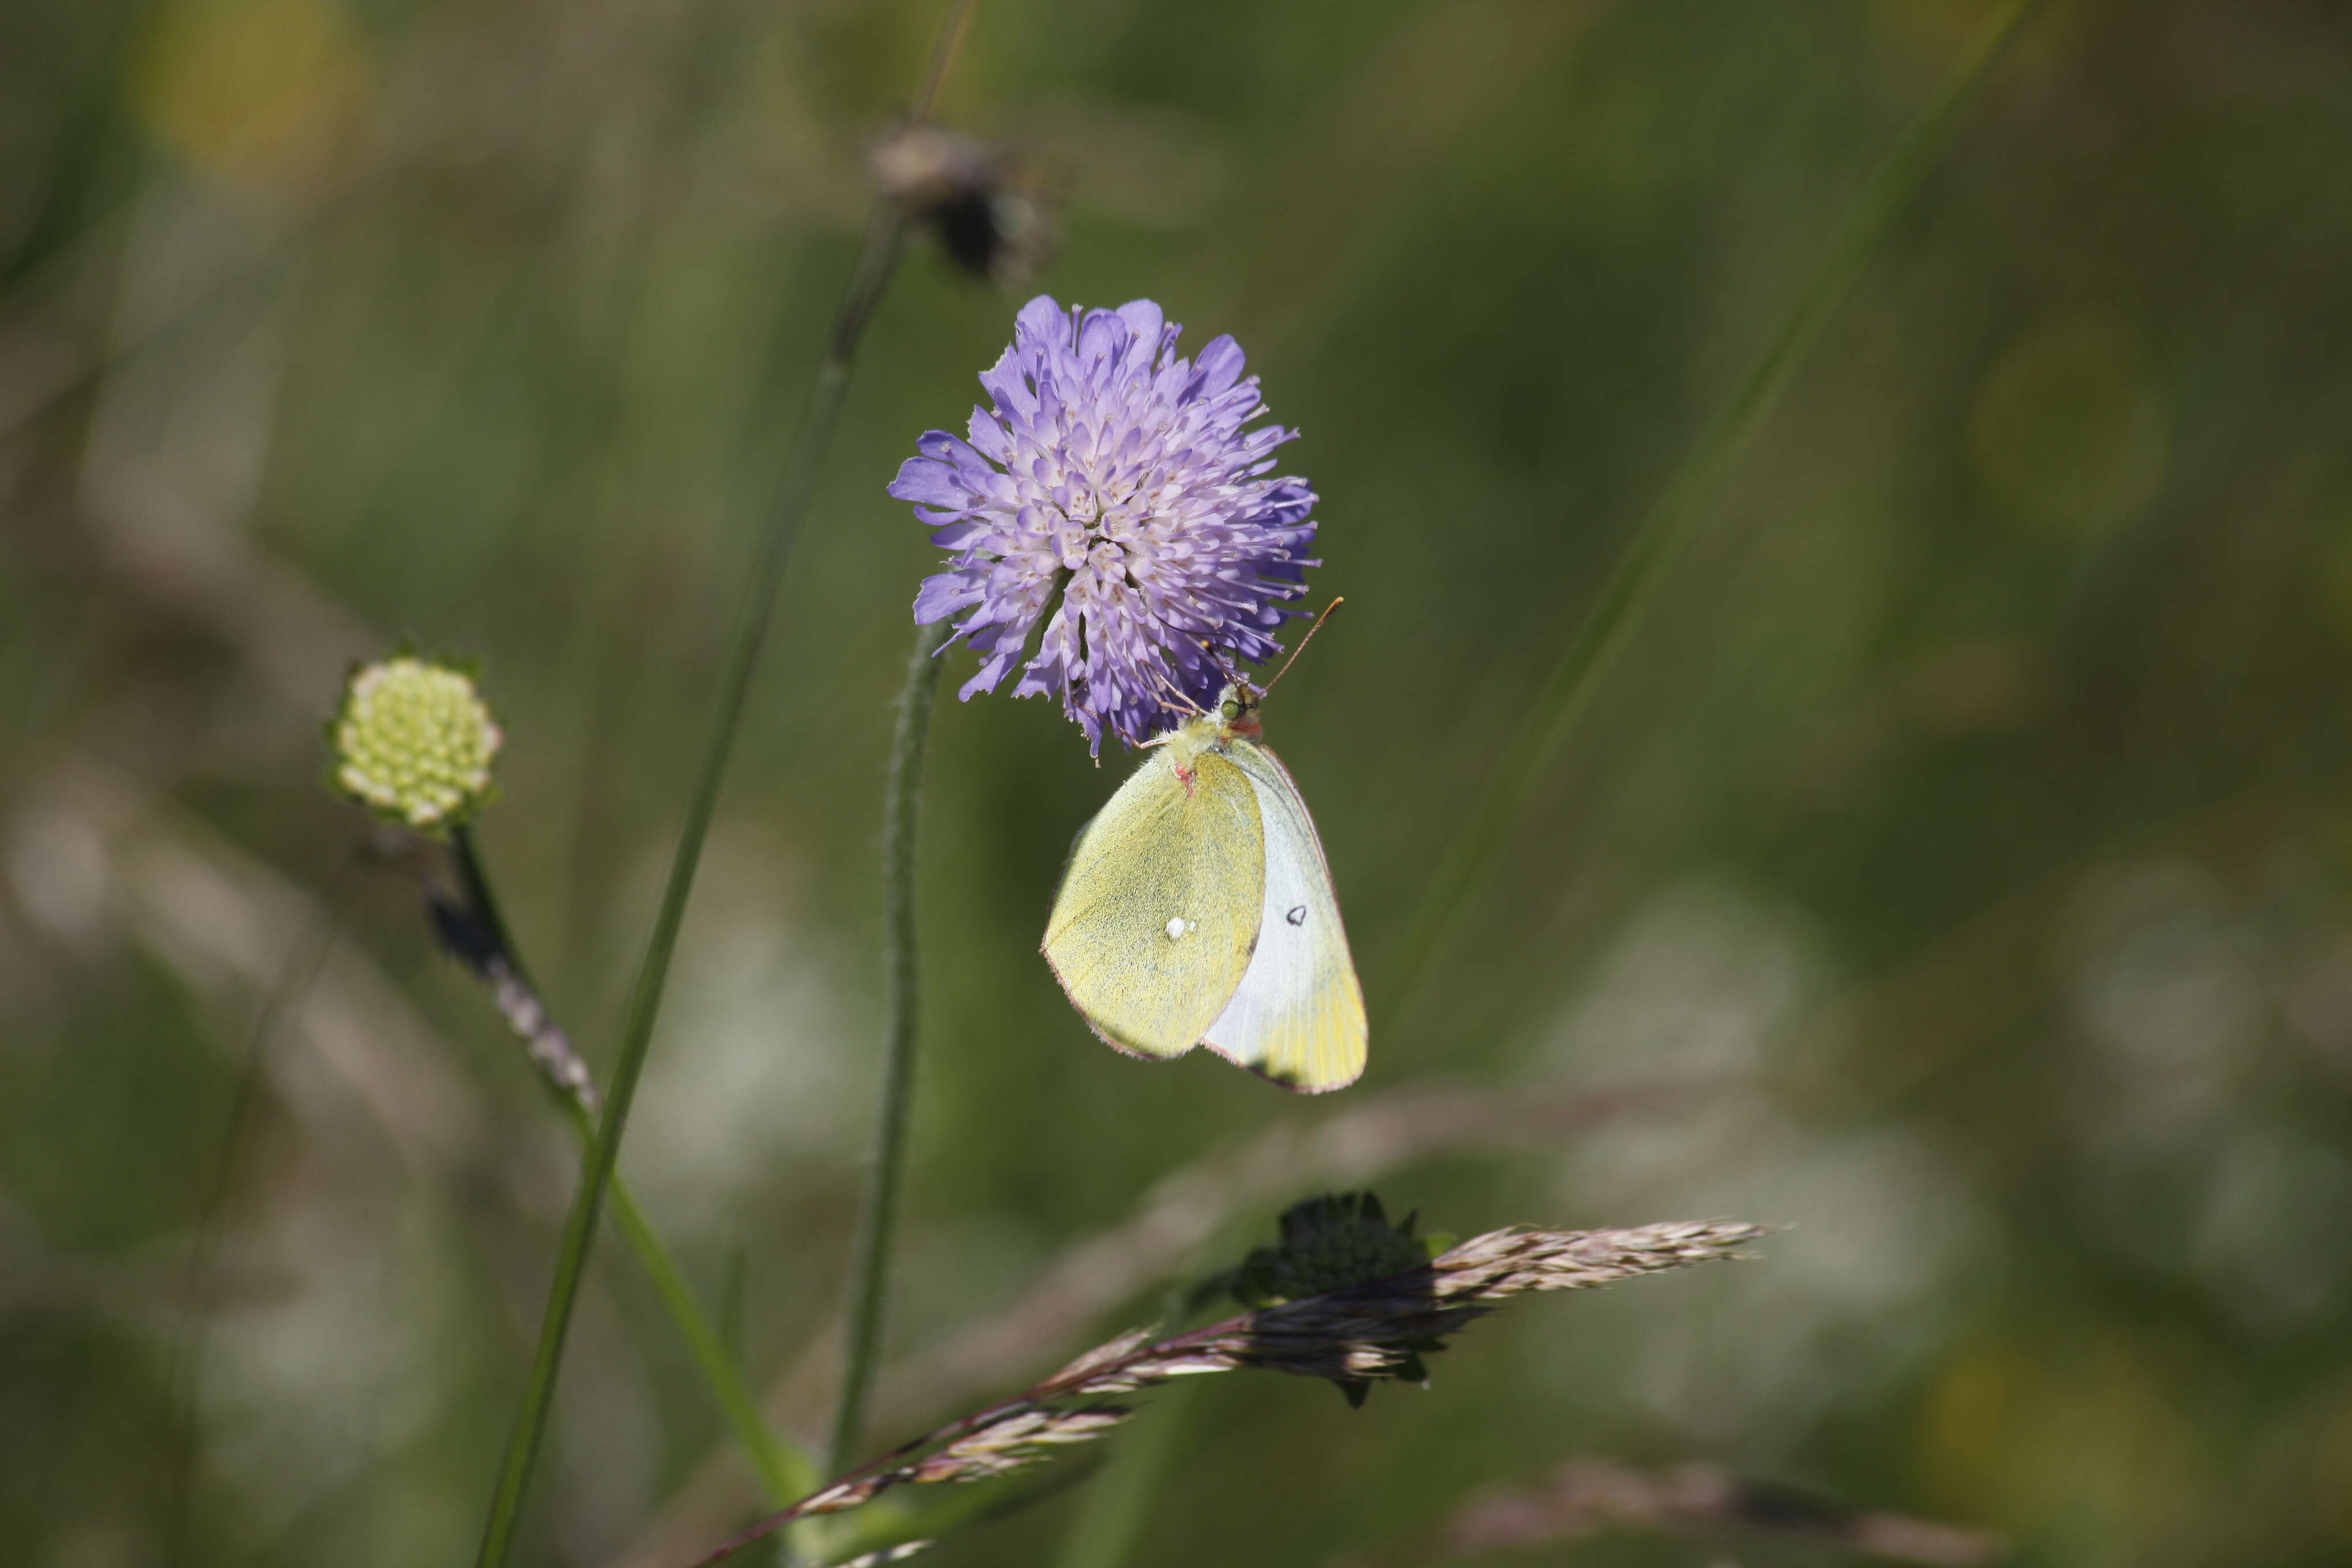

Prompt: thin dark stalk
xmin=448 ymin=823 xmax=517 ymax=964
xmin=469 ymin=116 xmax=928 ymax=1568
xmin=162 ymin=869 xmax=349 ymax=1562
xmin=830 ymin=619 xmax=951 ymax=1476
xmin=447 ymin=824 xmax=597 ymax=1109
xmin=1378 ymin=0 xmax=2046 ymax=1018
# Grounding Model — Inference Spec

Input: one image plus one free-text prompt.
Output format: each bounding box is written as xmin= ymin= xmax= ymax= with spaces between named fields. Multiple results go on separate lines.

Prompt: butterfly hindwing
xmin=1200 ymin=738 xmax=1367 ymax=1092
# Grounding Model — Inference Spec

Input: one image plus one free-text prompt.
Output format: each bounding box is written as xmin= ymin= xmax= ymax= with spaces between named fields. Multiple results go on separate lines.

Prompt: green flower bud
xmin=330 ymin=656 xmax=503 ymax=831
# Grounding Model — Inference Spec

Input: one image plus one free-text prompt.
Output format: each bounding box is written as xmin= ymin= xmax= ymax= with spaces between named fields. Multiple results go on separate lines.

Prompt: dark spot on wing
xmin=1286 ymin=904 xmax=1307 ymax=926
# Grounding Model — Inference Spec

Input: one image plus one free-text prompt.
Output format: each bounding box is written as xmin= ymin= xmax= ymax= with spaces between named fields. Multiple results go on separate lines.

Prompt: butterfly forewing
xmin=1042 ymin=748 xmax=1265 ymax=1058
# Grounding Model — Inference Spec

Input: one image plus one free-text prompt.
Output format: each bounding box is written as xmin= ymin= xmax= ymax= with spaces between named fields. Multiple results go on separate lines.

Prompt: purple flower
xmin=891 ymin=296 xmax=1319 ymax=752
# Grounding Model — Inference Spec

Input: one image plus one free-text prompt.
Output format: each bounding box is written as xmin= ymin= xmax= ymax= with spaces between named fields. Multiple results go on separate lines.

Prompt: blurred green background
xmin=8 ymin=1 xmax=2352 ymax=1565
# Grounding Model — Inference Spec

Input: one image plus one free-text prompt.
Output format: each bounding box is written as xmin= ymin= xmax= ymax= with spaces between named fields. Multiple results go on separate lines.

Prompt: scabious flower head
xmin=329 ymin=655 xmax=502 ymax=831
xmin=891 ymin=296 xmax=1319 ymax=752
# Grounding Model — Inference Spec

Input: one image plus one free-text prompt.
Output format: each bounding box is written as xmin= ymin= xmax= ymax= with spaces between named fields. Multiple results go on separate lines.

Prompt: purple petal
xmin=1114 ymin=299 xmax=1164 ymax=351
xmin=967 ymin=408 xmax=1012 ymax=461
xmin=889 ymin=456 xmax=975 ymax=508
xmin=1186 ymin=336 xmax=1246 ymax=402
xmin=913 ymin=572 xmax=985 ymax=624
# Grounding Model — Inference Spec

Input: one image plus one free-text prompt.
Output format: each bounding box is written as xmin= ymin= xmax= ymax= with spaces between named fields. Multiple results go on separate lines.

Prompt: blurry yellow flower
xmin=133 ymin=0 xmax=371 ymax=194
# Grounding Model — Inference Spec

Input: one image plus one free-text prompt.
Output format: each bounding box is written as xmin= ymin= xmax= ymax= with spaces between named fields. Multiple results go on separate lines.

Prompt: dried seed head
xmin=870 ymin=122 xmax=1057 ymax=289
xmin=824 ymin=1544 xmax=934 ymax=1568
xmin=911 ymin=1405 xmax=1134 ymax=1483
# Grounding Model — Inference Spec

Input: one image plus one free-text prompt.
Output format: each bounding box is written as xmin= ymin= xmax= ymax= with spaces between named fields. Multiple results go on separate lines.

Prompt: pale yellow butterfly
xmin=1041 ymin=639 xmax=1366 ymax=1093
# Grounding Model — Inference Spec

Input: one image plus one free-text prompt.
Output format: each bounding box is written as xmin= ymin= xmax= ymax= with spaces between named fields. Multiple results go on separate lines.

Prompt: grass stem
xmin=602 ymin=1110 xmax=816 ymax=1504
xmin=450 ymin=826 xmax=812 ymax=1505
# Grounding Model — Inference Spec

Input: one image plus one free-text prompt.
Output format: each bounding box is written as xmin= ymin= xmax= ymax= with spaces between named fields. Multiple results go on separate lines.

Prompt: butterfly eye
xmin=1220 ymin=699 xmax=1242 ymax=720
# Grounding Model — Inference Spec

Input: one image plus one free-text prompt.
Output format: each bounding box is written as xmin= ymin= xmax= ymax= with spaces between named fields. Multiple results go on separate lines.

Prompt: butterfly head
xmin=1212 ymin=682 xmax=1263 ymax=741
xmin=1152 ymin=681 xmax=1260 ymax=766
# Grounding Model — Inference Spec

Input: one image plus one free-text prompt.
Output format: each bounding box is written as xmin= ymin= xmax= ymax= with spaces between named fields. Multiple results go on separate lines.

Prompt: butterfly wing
xmin=1201 ymin=739 xmax=1367 ymax=1092
xmin=1042 ymin=747 xmax=1265 ymax=1059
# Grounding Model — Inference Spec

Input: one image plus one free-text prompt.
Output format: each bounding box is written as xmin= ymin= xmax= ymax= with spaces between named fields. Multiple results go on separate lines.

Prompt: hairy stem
xmin=830 ymin=618 xmax=952 ymax=1476
xmin=1378 ymin=0 xmax=2046 ymax=1018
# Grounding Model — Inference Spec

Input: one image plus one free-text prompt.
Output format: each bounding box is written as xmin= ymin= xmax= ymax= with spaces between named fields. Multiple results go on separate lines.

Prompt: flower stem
xmin=469 ymin=167 xmax=918 ymax=1568
xmin=829 ymin=617 xmax=951 ymax=1477
xmin=448 ymin=824 xmax=599 ymax=1108
xmin=1378 ymin=0 xmax=2046 ymax=1020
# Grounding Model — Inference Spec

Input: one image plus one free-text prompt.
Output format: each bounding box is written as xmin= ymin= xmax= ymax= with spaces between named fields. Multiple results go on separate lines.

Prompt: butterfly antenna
xmin=1260 ymin=597 xmax=1346 ymax=697
xmin=1197 ymin=640 xmax=1254 ymax=696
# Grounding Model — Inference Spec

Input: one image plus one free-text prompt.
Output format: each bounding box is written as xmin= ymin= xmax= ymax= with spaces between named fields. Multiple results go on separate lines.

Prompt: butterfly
xmin=1041 ymin=659 xmax=1366 ymax=1094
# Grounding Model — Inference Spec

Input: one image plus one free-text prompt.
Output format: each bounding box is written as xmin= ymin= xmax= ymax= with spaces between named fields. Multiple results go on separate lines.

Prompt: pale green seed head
xmin=330 ymin=657 xmax=503 ymax=831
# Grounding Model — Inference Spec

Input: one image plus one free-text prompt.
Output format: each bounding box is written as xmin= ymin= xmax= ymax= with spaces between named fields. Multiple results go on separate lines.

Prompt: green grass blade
xmin=596 ymin=1101 xmax=819 ymax=1505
